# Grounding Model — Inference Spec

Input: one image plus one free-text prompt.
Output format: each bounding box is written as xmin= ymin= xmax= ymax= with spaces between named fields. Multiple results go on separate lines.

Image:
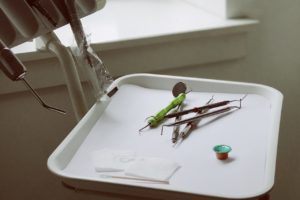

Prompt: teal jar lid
xmin=213 ymin=145 xmax=232 ymax=153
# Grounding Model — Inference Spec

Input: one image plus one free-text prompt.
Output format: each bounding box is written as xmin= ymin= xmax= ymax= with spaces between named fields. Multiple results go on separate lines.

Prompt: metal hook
xmin=138 ymin=123 xmax=150 ymax=134
xmin=22 ymin=78 xmax=66 ymax=115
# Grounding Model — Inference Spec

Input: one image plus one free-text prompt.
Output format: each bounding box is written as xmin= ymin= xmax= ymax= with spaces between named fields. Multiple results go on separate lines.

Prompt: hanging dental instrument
xmin=0 ymin=39 xmax=66 ymax=114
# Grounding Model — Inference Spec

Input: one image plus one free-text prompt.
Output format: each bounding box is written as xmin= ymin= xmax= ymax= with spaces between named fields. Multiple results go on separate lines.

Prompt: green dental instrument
xmin=139 ymin=92 xmax=186 ymax=132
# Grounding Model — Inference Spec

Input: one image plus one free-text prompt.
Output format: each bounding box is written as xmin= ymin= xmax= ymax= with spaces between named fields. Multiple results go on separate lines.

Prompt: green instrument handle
xmin=148 ymin=93 xmax=186 ymax=127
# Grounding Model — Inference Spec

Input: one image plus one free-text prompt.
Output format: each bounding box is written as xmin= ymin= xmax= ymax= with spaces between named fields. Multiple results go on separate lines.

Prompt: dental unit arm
xmin=0 ymin=0 xmax=107 ymax=118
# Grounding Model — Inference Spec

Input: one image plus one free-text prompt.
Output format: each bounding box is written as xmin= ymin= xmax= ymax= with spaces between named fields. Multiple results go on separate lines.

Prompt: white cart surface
xmin=48 ymin=74 xmax=283 ymax=200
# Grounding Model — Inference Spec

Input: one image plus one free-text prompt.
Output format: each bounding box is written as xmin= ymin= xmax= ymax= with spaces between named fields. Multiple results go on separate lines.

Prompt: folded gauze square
xmin=92 ymin=149 xmax=136 ymax=172
xmin=125 ymin=157 xmax=180 ymax=182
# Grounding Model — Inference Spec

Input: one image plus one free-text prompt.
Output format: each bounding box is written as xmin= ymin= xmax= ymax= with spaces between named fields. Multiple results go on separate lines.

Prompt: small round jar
xmin=213 ymin=145 xmax=232 ymax=160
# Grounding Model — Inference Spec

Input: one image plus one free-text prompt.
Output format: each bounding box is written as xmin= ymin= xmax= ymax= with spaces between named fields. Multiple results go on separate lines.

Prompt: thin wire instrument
xmin=22 ymin=79 xmax=66 ymax=114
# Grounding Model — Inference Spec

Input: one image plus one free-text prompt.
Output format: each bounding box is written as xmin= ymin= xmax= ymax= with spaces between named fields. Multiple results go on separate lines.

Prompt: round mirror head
xmin=172 ymin=82 xmax=187 ymax=97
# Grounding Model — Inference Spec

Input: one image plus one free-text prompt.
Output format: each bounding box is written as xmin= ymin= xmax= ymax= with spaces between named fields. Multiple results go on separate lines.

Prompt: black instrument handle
xmin=0 ymin=40 xmax=27 ymax=81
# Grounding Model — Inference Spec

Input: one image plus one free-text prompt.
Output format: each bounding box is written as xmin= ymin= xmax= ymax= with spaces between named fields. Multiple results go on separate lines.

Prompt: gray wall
xmin=0 ymin=0 xmax=300 ymax=199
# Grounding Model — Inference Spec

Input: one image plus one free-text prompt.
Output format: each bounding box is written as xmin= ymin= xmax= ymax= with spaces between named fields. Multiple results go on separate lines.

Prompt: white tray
xmin=48 ymin=74 xmax=283 ymax=200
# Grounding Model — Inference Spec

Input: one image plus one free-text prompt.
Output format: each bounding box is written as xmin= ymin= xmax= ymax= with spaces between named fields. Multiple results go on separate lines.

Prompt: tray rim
xmin=47 ymin=73 xmax=283 ymax=199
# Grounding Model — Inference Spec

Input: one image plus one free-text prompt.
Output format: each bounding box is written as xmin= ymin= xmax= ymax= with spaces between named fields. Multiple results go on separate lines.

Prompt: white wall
xmin=0 ymin=0 xmax=300 ymax=199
